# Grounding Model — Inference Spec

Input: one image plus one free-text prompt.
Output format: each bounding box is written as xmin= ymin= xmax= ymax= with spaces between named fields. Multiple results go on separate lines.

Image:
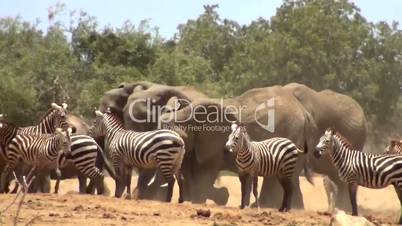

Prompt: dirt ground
xmin=0 ymin=176 xmax=400 ymax=225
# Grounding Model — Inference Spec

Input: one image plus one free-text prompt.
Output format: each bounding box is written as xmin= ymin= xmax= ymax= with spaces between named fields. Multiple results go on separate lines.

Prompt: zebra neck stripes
xmin=103 ymin=114 xmax=127 ymax=143
xmin=235 ymin=133 xmax=256 ymax=171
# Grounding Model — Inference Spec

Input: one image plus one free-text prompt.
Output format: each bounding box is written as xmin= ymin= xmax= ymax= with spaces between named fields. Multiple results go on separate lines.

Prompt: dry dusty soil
xmin=0 ymin=176 xmax=400 ymax=225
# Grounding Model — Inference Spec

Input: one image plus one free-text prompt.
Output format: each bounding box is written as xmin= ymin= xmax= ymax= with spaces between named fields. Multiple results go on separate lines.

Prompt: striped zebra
xmin=314 ymin=128 xmax=402 ymax=224
xmin=54 ymin=134 xmax=117 ymax=194
xmin=19 ymin=103 xmax=70 ymax=134
xmin=0 ymin=103 xmax=70 ymax=193
xmin=89 ymin=109 xmax=185 ymax=203
xmin=384 ymin=139 xmax=402 ymax=154
xmin=225 ymin=121 xmax=307 ymax=211
xmin=0 ymin=120 xmax=115 ymax=194
xmin=0 ymin=103 xmax=69 ymax=162
xmin=0 ymin=128 xmax=71 ymax=192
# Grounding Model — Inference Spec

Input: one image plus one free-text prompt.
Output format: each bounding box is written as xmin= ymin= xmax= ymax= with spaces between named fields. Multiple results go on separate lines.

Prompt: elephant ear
xmin=188 ymin=100 xmax=236 ymax=165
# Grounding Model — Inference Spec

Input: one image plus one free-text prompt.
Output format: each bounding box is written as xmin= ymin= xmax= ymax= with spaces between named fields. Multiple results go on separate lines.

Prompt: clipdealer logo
xmin=127 ymin=97 xmax=275 ymax=133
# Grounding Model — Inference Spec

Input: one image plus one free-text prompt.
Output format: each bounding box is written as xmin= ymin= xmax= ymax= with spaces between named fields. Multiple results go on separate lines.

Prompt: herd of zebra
xmin=1 ymin=103 xmax=402 ymax=223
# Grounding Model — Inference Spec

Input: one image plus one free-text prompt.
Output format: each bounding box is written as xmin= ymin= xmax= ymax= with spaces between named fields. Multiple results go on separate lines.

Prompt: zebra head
xmin=50 ymin=103 xmax=70 ymax=132
xmin=89 ymin=110 xmax=107 ymax=139
xmin=314 ymin=127 xmax=336 ymax=158
xmin=384 ymin=140 xmax=402 ymax=155
xmin=55 ymin=127 xmax=71 ymax=155
xmin=226 ymin=121 xmax=247 ymax=153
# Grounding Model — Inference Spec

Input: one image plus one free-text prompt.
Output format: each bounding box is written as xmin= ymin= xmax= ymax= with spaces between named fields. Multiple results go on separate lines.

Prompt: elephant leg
xmin=42 ymin=171 xmax=51 ymax=193
xmin=136 ymin=169 xmax=162 ymax=200
xmin=192 ymin=164 xmax=229 ymax=205
xmin=393 ymin=185 xmax=402 ymax=224
xmin=239 ymin=173 xmax=252 ymax=209
xmin=0 ymin=168 xmax=11 ymax=193
xmin=259 ymin=175 xmax=303 ymax=209
xmin=328 ymin=174 xmax=352 ymax=211
xmin=278 ymin=177 xmax=293 ymax=212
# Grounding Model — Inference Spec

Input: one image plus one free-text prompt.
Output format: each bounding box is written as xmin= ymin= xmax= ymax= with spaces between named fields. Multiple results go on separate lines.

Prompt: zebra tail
xmin=95 ymin=143 xmax=117 ymax=181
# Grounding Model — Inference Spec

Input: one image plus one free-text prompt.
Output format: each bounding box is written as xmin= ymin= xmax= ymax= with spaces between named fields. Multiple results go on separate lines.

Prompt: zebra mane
xmin=0 ymin=120 xmax=20 ymax=130
xmin=333 ymin=131 xmax=355 ymax=150
xmin=239 ymin=126 xmax=251 ymax=144
xmin=39 ymin=107 xmax=60 ymax=122
xmin=105 ymin=112 xmax=125 ymax=129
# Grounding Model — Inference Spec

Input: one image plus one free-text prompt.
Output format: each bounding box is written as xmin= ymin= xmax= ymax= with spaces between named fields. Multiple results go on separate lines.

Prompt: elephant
xmin=283 ymin=83 xmax=367 ymax=210
xmin=99 ymin=82 xmax=225 ymax=203
xmin=160 ymin=85 xmax=316 ymax=209
xmin=99 ymin=81 xmax=157 ymax=118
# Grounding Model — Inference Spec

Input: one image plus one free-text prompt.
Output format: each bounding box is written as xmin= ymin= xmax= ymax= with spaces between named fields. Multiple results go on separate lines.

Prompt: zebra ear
xmin=0 ymin=122 xmax=3 ymax=128
xmin=327 ymin=127 xmax=336 ymax=135
xmin=62 ymin=103 xmax=68 ymax=110
xmin=67 ymin=127 xmax=73 ymax=135
xmin=51 ymin=103 xmax=62 ymax=111
xmin=0 ymin=114 xmax=3 ymax=120
xmin=95 ymin=110 xmax=104 ymax=117
xmin=106 ymin=107 xmax=112 ymax=114
xmin=231 ymin=123 xmax=237 ymax=131
xmin=55 ymin=128 xmax=63 ymax=134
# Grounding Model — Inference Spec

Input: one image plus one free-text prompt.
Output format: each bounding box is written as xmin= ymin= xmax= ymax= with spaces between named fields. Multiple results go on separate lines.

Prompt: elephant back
xmin=67 ymin=115 xmax=89 ymax=135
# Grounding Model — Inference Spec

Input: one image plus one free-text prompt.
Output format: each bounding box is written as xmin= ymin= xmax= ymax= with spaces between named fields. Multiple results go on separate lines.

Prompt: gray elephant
xmin=283 ymin=83 xmax=367 ymax=210
xmin=99 ymin=81 xmax=157 ymax=117
xmin=161 ymin=85 xmax=315 ymax=209
xmin=99 ymin=82 xmax=228 ymax=203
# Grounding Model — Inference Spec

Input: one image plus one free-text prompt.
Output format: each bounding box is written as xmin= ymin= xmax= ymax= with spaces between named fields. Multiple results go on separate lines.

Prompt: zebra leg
xmin=348 ymin=183 xmax=358 ymax=216
xmin=124 ymin=168 xmax=132 ymax=200
xmin=114 ymin=167 xmax=125 ymax=198
xmin=165 ymin=175 xmax=175 ymax=203
xmin=278 ymin=177 xmax=293 ymax=212
xmin=252 ymin=176 xmax=259 ymax=209
xmin=78 ymin=173 xmax=88 ymax=194
xmin=393 ymin=185 xmax=402 ymax=224
xmin=0 ymin=165 xmax=12 ymax=193
xmin=239 ymin=173 xmax=252 ymax=209
xmin=176 ymin=170 xmax=184 ymax=204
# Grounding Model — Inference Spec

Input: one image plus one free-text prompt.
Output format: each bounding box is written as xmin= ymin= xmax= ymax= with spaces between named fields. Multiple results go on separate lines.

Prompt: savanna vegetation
xmin=0 ymin=0 xmax=401 ymax=138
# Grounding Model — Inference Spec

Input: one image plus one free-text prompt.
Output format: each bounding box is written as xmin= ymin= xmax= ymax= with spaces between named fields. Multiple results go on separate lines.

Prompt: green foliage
xmin=0 ymin=0 xmax=401 ymax=127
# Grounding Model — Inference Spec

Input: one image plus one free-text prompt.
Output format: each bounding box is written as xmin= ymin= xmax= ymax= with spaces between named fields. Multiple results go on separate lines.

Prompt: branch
xmin=11 ymin=171 xmax=36 ymax=226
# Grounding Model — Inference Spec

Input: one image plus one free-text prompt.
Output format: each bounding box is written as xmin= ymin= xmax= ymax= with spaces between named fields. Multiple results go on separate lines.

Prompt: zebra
xmin=0 ymin=119 xmax=116 ymax=195
xmin=225 ymin=121 xmax=307 ymax=211
xmin=314 ymin=128 xmax=402 ymax=224
xmin=0 ymin=128 xmax=71 ymax=192
xmin=0 ymin=103 xmax=70 ymax=193
xmin=384 ymin=139 xmax=402 ymax=154
xmin=54 ymin=134 xmax=117 ymax=194
xmin=89 ymin=109 xmax=185 ymax=203
xmin=19 ymin=103 xmax=70 ymax=134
